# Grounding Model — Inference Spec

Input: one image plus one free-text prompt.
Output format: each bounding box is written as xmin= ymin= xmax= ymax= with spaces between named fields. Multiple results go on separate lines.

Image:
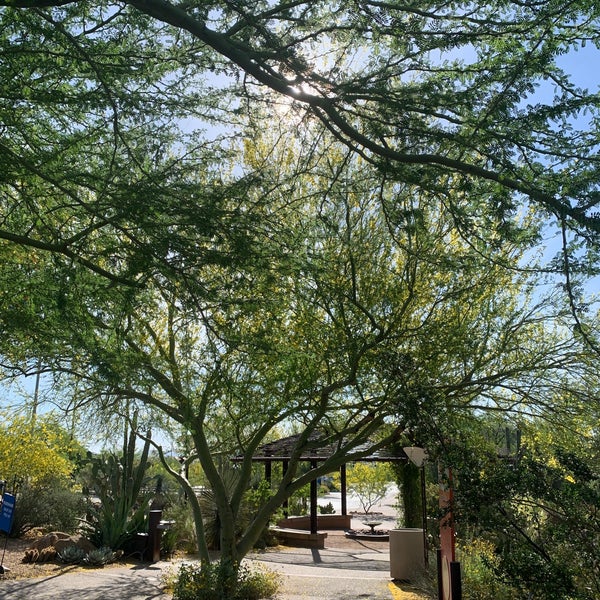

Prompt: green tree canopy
xmin=1 ymin=129 xmax=594 ymax=575
xmin=2 ymin=0 xmax=600 ymax=241
xmin=1 ymin=3 xmax=599 ymax=595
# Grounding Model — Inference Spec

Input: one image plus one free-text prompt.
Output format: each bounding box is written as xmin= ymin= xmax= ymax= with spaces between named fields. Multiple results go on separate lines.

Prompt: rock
xmin=28 ymin=532 xmax=71 ymax=551
xmin=55 ymin=535 xmax=96 ymax=554
xmin=24 ymin=532 xmax=96 ymax=563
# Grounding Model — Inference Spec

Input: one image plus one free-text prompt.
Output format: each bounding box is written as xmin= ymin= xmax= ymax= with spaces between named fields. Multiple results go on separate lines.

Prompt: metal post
xmin=340 ymin=464 xmax=347 ymax=515
xmin=148 ymin=510 xmax=162 ymax=562
xmin=421 ymin=464 xmax=428 ymax=566
xmin=310 ymin=460 xmax=318 ymax=534
xmin=450 ymin=561 xmax=462 ymax=600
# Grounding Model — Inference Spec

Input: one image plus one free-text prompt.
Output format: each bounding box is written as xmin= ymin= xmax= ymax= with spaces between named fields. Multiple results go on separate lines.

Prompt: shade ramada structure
xmin=234 ymin=432 xmax=409 ymax=535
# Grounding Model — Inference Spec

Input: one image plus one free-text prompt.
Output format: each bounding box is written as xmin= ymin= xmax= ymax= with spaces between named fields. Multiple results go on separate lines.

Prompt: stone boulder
xmin=55 ymin=534 xmax=96 ymax=554
xmin=23 ymin=532 xmax=96 ymax=563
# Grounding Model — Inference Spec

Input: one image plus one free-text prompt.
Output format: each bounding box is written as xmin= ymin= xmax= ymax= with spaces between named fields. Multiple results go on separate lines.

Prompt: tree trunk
xmin=147 ymin=440 xmax=211 ymax=562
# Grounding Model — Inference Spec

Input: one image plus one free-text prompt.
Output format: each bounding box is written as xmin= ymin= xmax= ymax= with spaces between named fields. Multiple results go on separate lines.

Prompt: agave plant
xmin=57 ymin=545 xmax=87 ymax=564
xmin=84 ymin=546 xmax=116 ymax=566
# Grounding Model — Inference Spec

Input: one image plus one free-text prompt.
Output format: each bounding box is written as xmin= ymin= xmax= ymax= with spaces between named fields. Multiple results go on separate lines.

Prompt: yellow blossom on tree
xmin=0 ymin=413 xmax=75 ymax=485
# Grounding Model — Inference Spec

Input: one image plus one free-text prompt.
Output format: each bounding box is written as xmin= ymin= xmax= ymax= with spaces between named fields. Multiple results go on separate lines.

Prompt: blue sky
xmin=557 ymin=44 xmax=600 ymax=91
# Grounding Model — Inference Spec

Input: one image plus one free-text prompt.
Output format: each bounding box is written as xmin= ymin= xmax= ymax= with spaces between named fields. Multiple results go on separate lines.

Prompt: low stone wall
xmin=276 ymin=514 xmax=352 ymax=531
xmin=270 ymin=527 xmax=328 ymax=549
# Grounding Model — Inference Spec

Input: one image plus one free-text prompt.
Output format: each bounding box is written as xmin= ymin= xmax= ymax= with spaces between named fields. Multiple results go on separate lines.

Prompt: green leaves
xmin=0 ymin=1 xmax=599 ymax=584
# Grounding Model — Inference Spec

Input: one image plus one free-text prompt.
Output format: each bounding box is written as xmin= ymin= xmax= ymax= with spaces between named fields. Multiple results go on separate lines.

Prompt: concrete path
xmin=247 ymin=545 xmax=394 ymax=600
xmin=0 ymin=563 xmax=169 ymax=599
xmin=0 ymin=551 xmax=399 ymax=600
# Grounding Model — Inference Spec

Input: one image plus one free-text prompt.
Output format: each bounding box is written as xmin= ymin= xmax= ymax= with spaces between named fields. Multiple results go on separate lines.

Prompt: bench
xmin=270 ymin=527 xmax=328 ymax=549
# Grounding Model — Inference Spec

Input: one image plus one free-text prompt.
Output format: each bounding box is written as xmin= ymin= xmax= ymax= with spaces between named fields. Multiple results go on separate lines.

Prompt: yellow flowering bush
xmin=0 ymin=413 xmax=75 ymax=485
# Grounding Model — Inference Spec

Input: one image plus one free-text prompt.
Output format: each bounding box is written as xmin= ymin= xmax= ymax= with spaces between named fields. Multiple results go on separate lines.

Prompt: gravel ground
xmin=0 ymin=533 xmax=141 ymax=580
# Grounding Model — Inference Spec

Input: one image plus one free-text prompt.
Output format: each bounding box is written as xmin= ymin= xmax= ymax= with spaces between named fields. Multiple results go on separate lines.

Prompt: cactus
xmin=81 ymin=415 xmax=152 ymax=550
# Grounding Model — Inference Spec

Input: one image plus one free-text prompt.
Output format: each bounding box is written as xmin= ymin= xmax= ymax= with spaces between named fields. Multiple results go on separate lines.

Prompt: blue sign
xmin=0 ymin=493 xmax=16 ymax=534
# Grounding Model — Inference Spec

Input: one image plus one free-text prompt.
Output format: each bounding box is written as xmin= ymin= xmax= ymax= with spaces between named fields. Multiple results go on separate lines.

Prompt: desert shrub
xmin=459 ymin=539 xmax=520 ymax=600
xmin=317 ymin=475 xmax=337 ymax=492
xmin=452 ymin=436 xmax=600 ymax=599
xmin=318 ymin=502 xmax=335 ymax=514
xmin=10 ymin=475 xmax=85 ymax=537
xmin=198 ymin=469 xmax=277 ymax=551
xmin=286 ymin=483 xmax=311 ymax=515
xmin=172 ymin=560 xmax=280 ymax=600
xmin=495 ymin=543 xmax=576 ymax=600
xmin=235 ymin=563 xmax=281 ymax=600
xmin=243 ymin=479 xmax=279 ymax=549
xmin=161 ymin=500 xmax=198 ymax=555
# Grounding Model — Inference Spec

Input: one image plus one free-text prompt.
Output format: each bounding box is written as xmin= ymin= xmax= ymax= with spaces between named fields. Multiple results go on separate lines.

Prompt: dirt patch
xmin=325 ymin=530 xmax=390 ymax=551
xmin=0 ymin=534 xmax=73 ymax=580
xmin=0 ymin=533 xmax=143 ymax=581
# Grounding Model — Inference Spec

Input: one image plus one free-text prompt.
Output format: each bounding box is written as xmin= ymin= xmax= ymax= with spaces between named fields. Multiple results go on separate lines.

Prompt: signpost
xmin=0 ymin=492 xmax=16 ymax=533
xmin=0 ymin=490 xmax=16 ymax=575
xmin=438 ymin=468 xmax=461 ymax=600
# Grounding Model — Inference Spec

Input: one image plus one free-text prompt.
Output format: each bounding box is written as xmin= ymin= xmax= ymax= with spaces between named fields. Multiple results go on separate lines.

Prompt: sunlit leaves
xmin=0 ymin=414 xmax=76 ymax=484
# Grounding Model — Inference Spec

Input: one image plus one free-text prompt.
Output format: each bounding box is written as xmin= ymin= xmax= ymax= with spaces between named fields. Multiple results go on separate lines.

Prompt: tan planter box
xmin=389 ymin=528 xmax=425 ymax=581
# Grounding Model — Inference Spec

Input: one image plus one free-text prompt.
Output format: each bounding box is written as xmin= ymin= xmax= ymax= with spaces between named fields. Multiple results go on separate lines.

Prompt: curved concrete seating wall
xmin=276 ymin=514 xmax=352 ymax=530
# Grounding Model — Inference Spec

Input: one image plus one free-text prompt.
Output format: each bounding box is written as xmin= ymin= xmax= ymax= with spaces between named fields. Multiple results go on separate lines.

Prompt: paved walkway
xmin=1 ymin=563 xmax=170 ymax=599
xmin=247 ymin=541 xmax=396 ymax=600
xmin=0 ymin=545 xmax=401 ymax=600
